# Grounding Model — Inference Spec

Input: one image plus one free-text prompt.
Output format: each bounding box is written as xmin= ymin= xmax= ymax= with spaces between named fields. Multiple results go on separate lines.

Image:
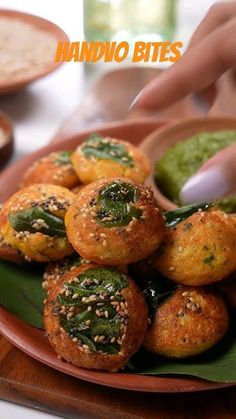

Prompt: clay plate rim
xmin=0 ymin=306 xmax=233 ymax=393
xmin=0 ymin=9 xmax=69 ymax=94
xmin=140 ymin=116 xmax=236 ymax=210
xmin=0 ymin=118 xmax=234 ymax=392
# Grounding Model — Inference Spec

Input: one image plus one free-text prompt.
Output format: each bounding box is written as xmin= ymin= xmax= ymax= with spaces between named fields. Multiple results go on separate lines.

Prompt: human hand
xmin=180 ymin=143 xmax=236 ymax=204
xmin=130 ymin=1 xmax=236 ymax=111
xmin=130 ymin=2 xmax=236 ymax=204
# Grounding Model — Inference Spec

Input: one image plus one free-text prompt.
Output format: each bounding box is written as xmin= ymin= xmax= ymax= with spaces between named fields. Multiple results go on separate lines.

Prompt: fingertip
xmin=128 ymin=90 xmax=143 ymax=111
xmin=129 ymin=77 xmax=164 ymax=111
xmin=179 ymin=167 xmax=230 ymax=204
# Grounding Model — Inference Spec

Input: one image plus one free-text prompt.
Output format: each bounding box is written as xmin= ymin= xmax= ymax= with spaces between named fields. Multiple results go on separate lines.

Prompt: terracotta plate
xmin=140 ymin=116 xmax=236 ymax=210
xmin=0 ymin=119 xmax=234 ymax=392
xmin=0 ymin=9 xmax=69 ymax=95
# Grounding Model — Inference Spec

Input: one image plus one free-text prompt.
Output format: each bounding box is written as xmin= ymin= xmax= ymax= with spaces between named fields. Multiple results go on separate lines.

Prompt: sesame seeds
xmin=181 ymin=291 xmax=202 ymax=314
xmin=29 ymin=194 xmax=71 ymax=214
xmin=14 ymin=231 xmax=31 ymax=241
xmin=186 ymin=300 xmax=201 ymax=313
xmin=32 ymin=218 xmax=49 ymax=230
xmin=82 ymin=344 xmax=89 ymax=350
xmin=56 ymin=271 xmax=129 ymax=355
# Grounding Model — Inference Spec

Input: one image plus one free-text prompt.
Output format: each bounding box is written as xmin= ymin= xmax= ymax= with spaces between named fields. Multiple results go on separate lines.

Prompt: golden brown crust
xmin=44 ymin=264 xmax=148 ymax=371
xmin=0 ymin=184 xmax=75 ymax=262
xmin=65 ymin=178 xmax=165 ymax=265
xmin=154 ymin=210 xmax=236 ymax=286
xmin=71 ymin=137 xmax=151 ymax=184
xmin=43 ymin=258 xmax=128 ymax=295
xmin=0 ymin=232 xmax=25 ymax=263
xmin=42 ymin=255 xmax=92 ymax=294
xmin=71 ymin=185 xmax=85 ymax=194
xmin=20 ymin=152 xmax=80 ymax=189
xmin=144 ymin=287 xmax=229 ymax=358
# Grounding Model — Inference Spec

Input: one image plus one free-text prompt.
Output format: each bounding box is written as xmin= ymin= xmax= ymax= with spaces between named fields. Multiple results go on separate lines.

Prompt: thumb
xmin=180 ymin=143 xmax=236 ymax=204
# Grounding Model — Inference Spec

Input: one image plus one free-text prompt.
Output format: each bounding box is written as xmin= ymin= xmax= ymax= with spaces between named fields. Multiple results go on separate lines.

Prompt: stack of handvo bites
xmin=0 ymin=134 xmax=235 ymax=372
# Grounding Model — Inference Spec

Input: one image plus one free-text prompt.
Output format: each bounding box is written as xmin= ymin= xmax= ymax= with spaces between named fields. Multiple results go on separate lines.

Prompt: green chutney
xmin=155 ymin=130 xmax=236 ymax=213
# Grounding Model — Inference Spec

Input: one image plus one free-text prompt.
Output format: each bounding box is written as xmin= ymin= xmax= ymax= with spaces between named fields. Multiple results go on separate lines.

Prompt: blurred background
xmin=0 ymin=0 xmax=218 ymax=157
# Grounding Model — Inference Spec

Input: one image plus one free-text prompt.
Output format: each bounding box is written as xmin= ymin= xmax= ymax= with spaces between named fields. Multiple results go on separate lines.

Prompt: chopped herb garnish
xmin=58 ymin=267 xmax=129 ymax=354
xmin=82 ymin=134 xmax=134 ymax=167
xmin=96 ymin=181 xmax=142 ymax=228
xmin=8 ymin=207 xmax=66 ymax=237
xmin=55 ymin=151 xmax=72 ymax=165
xmin=203 ymin=254 xmax=215 ymax=265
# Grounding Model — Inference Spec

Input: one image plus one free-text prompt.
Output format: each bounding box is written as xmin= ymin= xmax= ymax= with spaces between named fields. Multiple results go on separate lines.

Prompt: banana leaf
xmin=0 ymin=260 xmax=235 ymax=382
xmin=128 ymin=320 xmax=236 ymax=382
xmin=0 ymin=260 xmax=46 ymax=328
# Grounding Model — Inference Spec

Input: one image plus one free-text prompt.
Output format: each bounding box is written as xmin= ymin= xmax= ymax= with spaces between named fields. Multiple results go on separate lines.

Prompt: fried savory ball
xmin=65 ymin=178 xmax=165 ymax=265
xmin=216 ymin=273 xmax=236 ymax=309
xmin=71 ymin=134 xmax=151 ymax=184
xmin=43 ymin=254 xmax=129 ymax=295
xmin=154 ymin=209 xmax=236 ymax=286
xmin=0 ymin=231 xmax=25 ymax=263
xmin=20 ymin=151 xmax=80 ymax=189
xmin=71 ymin=185 xmax=84 ymax=194
xmin=144 ymin=287 xmax=229 ymax=358
xmin=0 ymin=184 xmax=75 ymax=262
xmin=43 ymin=254 xmax=90 ymax=294
xmin=44 ymin=264 xmax=148 ymax=371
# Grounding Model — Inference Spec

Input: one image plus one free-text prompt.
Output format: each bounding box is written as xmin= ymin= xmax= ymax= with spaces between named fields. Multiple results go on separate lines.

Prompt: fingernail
xmin=192 ymin=93 xmax=210 ymax=113
xmin=179 ymin=166 xmax=230 ymax=204
xmin=128 ymin=90 xmax=143 ymax=111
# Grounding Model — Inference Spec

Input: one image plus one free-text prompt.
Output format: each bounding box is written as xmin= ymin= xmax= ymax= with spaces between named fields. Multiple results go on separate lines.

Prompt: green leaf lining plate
xmin=0 ymin=259 xmax=235 ymax=386
xmin=0 ymin=119 xmax=235 ymax=392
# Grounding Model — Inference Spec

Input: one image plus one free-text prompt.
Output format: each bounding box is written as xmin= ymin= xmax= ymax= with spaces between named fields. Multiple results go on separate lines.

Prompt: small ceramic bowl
xmin=0 ymin=112 xmax=14 ymax=167
xmin=140 ymin=116 xmax=236 ymax=210
xmin=0 ymin=9 xmax=69 ymax=95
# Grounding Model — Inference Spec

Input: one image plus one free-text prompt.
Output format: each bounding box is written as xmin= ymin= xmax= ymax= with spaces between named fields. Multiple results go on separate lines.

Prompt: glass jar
xmin=84 ymin=0 xmax=177 ymax=44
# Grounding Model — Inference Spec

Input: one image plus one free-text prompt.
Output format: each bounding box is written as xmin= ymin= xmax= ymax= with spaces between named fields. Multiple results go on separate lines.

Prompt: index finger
xmin=189 ymin=1 xmax=236 ymax=48
xmin=132 ymin=20 xmax=236 ymax=110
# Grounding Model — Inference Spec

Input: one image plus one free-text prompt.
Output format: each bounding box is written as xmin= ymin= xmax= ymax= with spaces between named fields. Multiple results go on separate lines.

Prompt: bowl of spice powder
xmin=0 ymin=9 xmax=69 ymax=94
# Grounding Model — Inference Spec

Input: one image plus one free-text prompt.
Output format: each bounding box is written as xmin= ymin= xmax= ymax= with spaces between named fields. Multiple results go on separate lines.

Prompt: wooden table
xmin=0 ymin=335 xmax=236 ymax=419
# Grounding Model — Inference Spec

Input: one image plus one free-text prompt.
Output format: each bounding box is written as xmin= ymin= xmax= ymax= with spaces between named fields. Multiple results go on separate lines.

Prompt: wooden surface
xmin=1 ymin=335 xmax=236 ymax=419
xmin=0 ymin=67 xmax=236 ymax=418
